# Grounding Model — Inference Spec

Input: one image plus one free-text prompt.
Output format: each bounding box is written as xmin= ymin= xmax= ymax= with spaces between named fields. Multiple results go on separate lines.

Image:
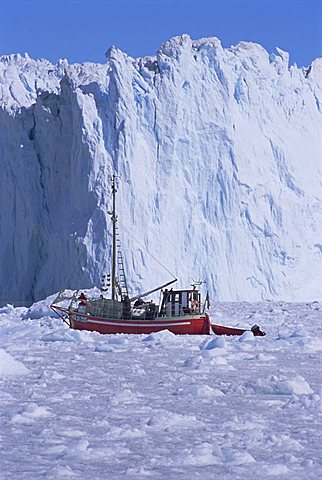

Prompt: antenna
xmin=191 ymin=280 xmax=206 ymax=289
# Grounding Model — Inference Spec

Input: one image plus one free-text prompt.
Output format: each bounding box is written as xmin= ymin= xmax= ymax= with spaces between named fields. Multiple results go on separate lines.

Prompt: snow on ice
xmin=1 ymin=297 xmax=322 ymax=479
xmin=0 ymin=349 xmax=30 ymax=377
xmin=0 ymin=35 xmax=321 ymax=304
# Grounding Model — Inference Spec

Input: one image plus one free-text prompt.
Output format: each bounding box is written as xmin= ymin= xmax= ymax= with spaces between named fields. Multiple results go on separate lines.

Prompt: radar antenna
xmin=191 ymin=280 xmax=206 ymax=289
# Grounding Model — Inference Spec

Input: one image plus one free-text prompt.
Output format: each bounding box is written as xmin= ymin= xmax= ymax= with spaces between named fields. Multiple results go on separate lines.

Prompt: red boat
xmin=51 ymin=175 xmax=265 ymax=337
xmin=211 ymin=323 xmax=266 ymax=336
xmin=51 ymin=175 xmax=211 ymax=335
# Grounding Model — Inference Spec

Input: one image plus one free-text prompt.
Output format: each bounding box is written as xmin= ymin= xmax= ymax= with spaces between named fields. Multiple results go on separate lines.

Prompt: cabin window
xmin=181 ymin=292 xmax=188 ymax=307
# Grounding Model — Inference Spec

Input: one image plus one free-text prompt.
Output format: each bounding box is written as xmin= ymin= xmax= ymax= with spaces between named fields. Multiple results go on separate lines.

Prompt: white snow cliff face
xmin=0 ymin=35 xmax=321 ymax=304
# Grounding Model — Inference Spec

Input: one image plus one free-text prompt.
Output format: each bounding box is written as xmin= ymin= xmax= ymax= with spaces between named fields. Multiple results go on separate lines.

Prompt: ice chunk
xmin=0 ymin=349 xmax=30 ymax=376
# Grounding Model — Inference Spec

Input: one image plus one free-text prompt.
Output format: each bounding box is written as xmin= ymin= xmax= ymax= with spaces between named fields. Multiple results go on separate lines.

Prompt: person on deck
xmin=78 ymin=292 xmax=88 ymax=313
xmin=134 ymin=298 xmax=144 ymax=308
xmin=122 ymin=295 xmax=131 ymax=319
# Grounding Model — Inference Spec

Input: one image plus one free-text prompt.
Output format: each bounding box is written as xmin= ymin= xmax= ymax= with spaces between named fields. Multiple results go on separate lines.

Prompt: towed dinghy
xmin=211 ymin=323 xmax=266 ymax=336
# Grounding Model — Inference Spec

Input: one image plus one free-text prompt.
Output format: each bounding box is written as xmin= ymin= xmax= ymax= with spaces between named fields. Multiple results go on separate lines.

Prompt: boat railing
xmin=79 ymin=297 xmax=123 ymax=320
xmin=72 ymin=298 xmax=201 ymax=321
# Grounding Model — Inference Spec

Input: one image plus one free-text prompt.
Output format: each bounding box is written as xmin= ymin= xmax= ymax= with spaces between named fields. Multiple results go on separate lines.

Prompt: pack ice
xmin=0 ymin=35 xmax=321 ymax=304
xmin=1 ymin=299 xmax=322 ymax=479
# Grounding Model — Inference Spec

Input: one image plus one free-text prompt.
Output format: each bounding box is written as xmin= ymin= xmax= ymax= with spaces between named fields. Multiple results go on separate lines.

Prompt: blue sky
xmin=1 ymin=0 xmax=321 ymax=67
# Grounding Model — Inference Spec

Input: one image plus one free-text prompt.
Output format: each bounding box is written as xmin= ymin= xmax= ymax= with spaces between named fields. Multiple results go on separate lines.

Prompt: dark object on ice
xmin=251 ymin=324 xmax=266 ymax=336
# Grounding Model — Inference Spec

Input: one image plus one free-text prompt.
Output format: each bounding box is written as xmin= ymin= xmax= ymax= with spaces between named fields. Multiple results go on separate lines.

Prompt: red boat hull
xmin=52 ymin=306 xmax=211 ymax=335
xmin=71 ymin=313 xmax=210 ymax=335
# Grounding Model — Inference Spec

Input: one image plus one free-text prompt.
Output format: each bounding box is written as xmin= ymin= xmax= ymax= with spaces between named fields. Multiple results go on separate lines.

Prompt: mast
xmin=111 ymin=175 xmax=117 ymax=301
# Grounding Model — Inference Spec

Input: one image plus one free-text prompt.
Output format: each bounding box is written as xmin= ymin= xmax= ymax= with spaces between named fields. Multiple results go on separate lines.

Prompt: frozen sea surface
xmin=0 ymin=299 xmax=322 ymax=479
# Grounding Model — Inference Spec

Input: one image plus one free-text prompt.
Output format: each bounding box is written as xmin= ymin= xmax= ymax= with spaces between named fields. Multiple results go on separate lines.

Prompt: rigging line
xmin=127 ymin=194 xmax=195 ymax=280
xmin=116 ymin=176 xmax=200 ymax=281
xmin=150 ymin=222 xmax=201 ymax=284
xmin=130 ymin=195 xmax=182 ymax=255
xmin=118 ymin=216 xmax=195 ymax=284
xmin=117 ymin=221 xmax=177 ymax=279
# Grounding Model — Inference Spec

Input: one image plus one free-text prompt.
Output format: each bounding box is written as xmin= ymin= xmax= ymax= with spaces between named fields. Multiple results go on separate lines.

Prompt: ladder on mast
xmin=117 ymin=249 xmax=128 ymax=299
xmin=110 ymin=174 xmax=128 ymax=301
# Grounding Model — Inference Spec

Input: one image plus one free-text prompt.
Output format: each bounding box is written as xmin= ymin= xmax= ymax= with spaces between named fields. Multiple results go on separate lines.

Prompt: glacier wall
xmin=0 ymin=35 xmax=321 ymax=304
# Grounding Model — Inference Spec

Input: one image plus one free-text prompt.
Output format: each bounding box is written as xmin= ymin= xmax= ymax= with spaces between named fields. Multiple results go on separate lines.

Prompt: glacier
xmin=0 ymin=35 xmax=321 ymax=304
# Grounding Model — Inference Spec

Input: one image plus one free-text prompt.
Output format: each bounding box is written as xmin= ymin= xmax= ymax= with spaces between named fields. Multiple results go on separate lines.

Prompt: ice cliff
xmin=0 ymin=35 xmax=321 ymax=304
